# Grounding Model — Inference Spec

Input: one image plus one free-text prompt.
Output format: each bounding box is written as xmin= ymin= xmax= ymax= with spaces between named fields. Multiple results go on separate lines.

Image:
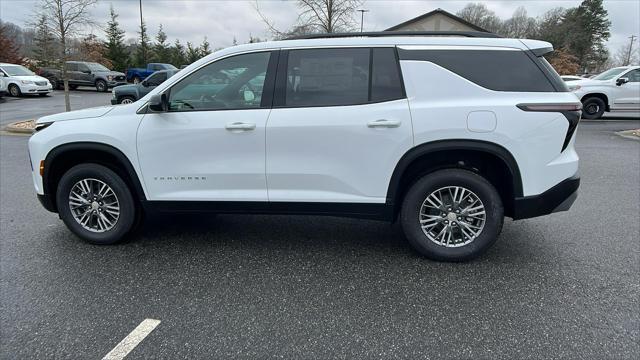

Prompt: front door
xmin=137 ymin=51 xmax=276 ymax=201
xmin=611 ymin=69 xmax=640 ymax=111
xmin=266 ymin=47 xmax=413 ymax=203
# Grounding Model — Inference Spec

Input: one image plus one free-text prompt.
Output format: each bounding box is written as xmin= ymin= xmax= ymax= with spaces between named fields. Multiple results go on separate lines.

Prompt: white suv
xmin=569 ymin=66 xmax=640 ymax=119
xmin=28 ymin=32 xmax=581 ymax=261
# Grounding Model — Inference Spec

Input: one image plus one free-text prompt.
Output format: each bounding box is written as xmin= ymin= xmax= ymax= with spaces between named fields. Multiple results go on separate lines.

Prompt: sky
xmin=1 ymin=0 xmax=638 ymax=53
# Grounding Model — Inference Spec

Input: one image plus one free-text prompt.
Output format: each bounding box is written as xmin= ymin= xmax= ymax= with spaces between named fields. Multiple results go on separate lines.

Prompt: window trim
xmin=272 ymin=46 xmax=407 ymax=109
xmin=162 ymin=50 xmax=279 ymax=113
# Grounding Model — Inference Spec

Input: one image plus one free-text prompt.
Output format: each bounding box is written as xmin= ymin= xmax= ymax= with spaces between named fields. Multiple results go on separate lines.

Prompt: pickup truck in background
xmin=111 ymin=69 xmax=180 ymax=104
xmin=126 ymin=63 xmax=177 ymax=83
xmin=40 ymin=61 xmax=127 ymax=92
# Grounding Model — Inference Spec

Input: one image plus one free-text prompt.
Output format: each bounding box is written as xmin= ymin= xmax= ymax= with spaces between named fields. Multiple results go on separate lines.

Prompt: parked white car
xmin=569 ymin=66 xmax=639 ymax=119
xmin=0 ymin=76 xmax=6 ymax=97
xmin=28 ymin=32 xmax=581 ymax=261
xmin=0 ymin=63 xmax=52 ymax=97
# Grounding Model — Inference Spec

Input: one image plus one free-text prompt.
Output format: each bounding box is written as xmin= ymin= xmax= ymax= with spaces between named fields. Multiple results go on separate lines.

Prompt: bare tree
xmin=501 ymin=7 xmax=538 ymax=39
xmin=613 ymin=40 xmax=639 ymax=66
xmin=256 ymin=0 xmax=361 ymax=39
xmin=456 ymin=3 xmax=502 ymax=33
xmin=37 ymin=0 xmax=97 ymax=111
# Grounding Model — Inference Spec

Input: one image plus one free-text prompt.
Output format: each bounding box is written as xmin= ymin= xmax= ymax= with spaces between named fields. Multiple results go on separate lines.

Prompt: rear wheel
xmin=56 ymin=164 xmax=136 ymax=244
xmin=95 ymin=79 xmax=108 ymax=92
xmin=69 ymin=84 xmax=78 ymax=90
xmin=581 ymin=97 xmax=606 ymax=119
xmin=400 ymin=169 xmax=504 ymax=261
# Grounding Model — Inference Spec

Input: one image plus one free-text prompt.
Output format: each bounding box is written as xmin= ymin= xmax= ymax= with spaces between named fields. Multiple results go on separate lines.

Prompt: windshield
xmin=593 ymin=68 xmax=627 ymax=80
xmin=86 ymin=63 xmax=110 ymax=72
xmin=1 ymin=65 xmax=34 ymax=76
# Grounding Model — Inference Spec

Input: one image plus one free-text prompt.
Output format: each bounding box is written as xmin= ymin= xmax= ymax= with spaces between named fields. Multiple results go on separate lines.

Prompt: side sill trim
xmin=142 ymin=201 xmax=393 ymax=221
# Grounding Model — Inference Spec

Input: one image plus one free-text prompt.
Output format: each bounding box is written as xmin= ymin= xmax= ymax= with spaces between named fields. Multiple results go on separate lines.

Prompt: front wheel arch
xmin=43 ymin=143 xmax=147 ymax=212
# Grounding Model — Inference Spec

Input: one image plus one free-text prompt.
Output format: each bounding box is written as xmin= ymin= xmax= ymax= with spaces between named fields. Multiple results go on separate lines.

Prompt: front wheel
xmin=581 ymin=97 xmax=606 ymax=119
xmin=95 ymin=79 xmax=108 ymax=92
xmin=400 ymin=169 xmax=504 ymax=261
xmin=118 ymin=96 xmax=136 ymax=104
xmin=8 ymin=84 xmax=21 ymax=97
xmin=56 ymin=164 xmax=136 ymax=244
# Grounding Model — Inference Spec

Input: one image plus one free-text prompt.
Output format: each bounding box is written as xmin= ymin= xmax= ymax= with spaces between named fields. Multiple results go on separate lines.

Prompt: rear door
xmin=266 ymin=47 xmax=413 ymax=203
xmin=611 ymin=69 xmax=640 ymax=110
xmin=75 ymin=63 xmax=93 ymax=85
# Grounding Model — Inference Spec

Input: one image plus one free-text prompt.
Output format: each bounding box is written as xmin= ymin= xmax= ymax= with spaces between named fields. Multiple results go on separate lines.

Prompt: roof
xmin=287 ymin=31 xmax=501 ymax=40
xmin=386 ymin=8 xmax=490 ymax=33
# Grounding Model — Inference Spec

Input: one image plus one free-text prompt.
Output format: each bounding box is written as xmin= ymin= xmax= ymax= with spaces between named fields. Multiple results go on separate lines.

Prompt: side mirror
xmin=148 ymin=93 xmax=168 ymax=112
xmin=616 ymin=77 xmax=629 ymax=86
xmin=243 ymin=90 xmax=255 ymax=102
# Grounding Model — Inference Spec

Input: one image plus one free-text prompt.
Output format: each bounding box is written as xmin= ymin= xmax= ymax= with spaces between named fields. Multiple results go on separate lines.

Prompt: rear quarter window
xmin=399 ymin=49 xmax=556 ymax=92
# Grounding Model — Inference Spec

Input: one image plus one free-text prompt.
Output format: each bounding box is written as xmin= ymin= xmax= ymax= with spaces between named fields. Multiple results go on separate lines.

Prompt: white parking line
xmin=102 ymin=319 xmax=161 ymax=360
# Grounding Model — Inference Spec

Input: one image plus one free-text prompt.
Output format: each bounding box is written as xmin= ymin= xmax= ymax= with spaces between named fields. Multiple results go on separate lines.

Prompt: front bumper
xmin=22 ymin=84 xmax=52 ymax=94
xmin=512 ymin=175 xmax=580 ymax=220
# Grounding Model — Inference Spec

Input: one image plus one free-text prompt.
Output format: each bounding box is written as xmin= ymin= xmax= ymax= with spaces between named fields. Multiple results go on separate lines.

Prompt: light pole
xmin=139 ymin=0 xmax=145 ymax=64
xmin=625 ymin=35 xmax=637 ymax=66
xmin=357 ymin=9 xmax=369 ymax=33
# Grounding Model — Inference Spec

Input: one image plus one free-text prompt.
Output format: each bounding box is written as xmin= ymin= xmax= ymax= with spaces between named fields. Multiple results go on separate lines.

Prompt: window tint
xmin=77 ymin=63 xmax=90 ymax=72
xmin=398 ymin=49 xmax=556 ymax=92
xmin=66 ymin=63 xmax=78 ymax=71
xmin=168 ymin=52 xmax=271 ymax=111
xmin=624 ymin=69 xmax=639 ymax=82
xmin=145 ymin=72 xmax=167 ymax=86
xmin=371 ymin=48 xmax=404 ymax=102
xmin=285 ymin=48 xmax=369 ymax=106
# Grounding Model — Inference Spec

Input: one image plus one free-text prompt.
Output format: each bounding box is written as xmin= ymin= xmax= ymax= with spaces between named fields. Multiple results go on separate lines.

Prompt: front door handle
xmin=367 ymin=119 xmax=401 ymax=128
xmin=225 ymin=122 xmax=256 ymax=131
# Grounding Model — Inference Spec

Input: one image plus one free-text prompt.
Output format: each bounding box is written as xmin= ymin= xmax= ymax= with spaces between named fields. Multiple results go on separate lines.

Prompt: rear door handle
xmin=225 ymin=122 xmax=256 ymax=131
xmin=367 ymin=119 xmax=401 ymax=128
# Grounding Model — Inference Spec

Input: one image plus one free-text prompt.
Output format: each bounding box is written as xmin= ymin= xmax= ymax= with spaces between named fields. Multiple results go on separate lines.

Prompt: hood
xmin=12 ymin=75 xmax=49 ymax=82
xmin=569 ymin=78 xmax=609 ymax=87
xmin=37 ymin=106 xmax=114 ymax=124
xmin=113 ymin=83 xmax=138 ymax=92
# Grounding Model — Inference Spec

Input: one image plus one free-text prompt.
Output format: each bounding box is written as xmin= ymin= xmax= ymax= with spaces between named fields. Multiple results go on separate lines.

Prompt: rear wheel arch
xmin=387 ymin=140 xmax=522 ymax=219
xmin=43 ymin=142 xmax=146 ymax=212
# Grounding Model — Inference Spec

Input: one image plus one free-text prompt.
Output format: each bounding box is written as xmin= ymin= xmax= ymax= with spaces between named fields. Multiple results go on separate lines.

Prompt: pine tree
xmin=32 ymin=14 xmax=56 ymax=67
xmin=152 ymin=24 xmax=171 ymax=63
xmin=134 ymin=19 xmax=151 ymax=67
xmin=185 ymin=41 xmax=200 ymax=64
xmin=563 ymin=0 xmax=611 ymax=71
xmin=200 ymin=36 xmax=211 ymax=57
xmin=171 ymin=39 xmax=186 ymax=67
xmin=104 ymin=6 xmax=128 ymax=72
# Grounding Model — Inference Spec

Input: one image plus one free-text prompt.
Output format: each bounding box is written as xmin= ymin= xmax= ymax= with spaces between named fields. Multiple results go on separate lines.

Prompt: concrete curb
xmin=3 ymin=120 xmax=35 ymax=134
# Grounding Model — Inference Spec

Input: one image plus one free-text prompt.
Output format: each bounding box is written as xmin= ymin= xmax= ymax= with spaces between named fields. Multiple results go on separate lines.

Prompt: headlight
xmin=20 ymin=80 xmax=33 ymax=85
xmin=568 ymin=85 xmax=581 ymax=91
xmin=111 ymin=89 xmax=116 ymax=98
xmin=107 ymin=75 xmax=114 ymax=81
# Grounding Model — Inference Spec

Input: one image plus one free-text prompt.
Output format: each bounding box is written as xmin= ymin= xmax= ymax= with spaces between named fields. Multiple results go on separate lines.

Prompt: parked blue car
xmin=111 ymin=69 xmax=179 ymax=104
xmin=125 ymin=63 xmax=176 ymax=83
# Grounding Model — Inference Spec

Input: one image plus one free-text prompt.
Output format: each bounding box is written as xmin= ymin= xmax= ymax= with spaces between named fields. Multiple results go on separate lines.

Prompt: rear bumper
xmin=512 ymin=175 xmax=580 ymax=220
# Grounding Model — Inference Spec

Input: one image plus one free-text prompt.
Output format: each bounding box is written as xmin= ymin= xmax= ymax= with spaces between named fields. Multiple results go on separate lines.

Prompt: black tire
xmin=38 ymin=93 xmax=48 ymax=97
xmin=56 ymin=164 xmax=136 ymax=245
xmin=400 ymin=169 xmax=504 ymax=262
xmin=8 ymin=84 xmax=21 ymax=97
xmin=47 ymin=77 xmax=62 ymax=90
xmin=581 ymin=97 xmax=606 ymax=119
xmin=118 ymin=96 xmax=136 ymax=104
xmin=69 ymin=84 xmax=78 ymax=90
xmin=95 ymin=79 xmax=108 ymax=92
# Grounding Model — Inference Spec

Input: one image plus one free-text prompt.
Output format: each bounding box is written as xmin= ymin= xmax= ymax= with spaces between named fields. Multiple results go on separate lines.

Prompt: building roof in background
xmin=386 ymin=8 xmax=490 ymax=33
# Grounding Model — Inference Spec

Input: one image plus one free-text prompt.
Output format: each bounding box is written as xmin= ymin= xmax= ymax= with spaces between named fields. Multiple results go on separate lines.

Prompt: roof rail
xmin=286 ymin=31 xmax=501 ymax=40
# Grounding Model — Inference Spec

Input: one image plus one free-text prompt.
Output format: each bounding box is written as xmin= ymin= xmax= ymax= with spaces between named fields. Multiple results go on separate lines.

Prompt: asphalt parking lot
xmin=0 ymin=94 xmax=639 ymax=358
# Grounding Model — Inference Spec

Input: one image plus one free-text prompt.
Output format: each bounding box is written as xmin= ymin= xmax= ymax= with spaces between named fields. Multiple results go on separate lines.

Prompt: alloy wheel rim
xmin=68 ymin=178 xmax=120 ymax=233
xmin=419 ymin=186 xmax=486 ymax=247
xmin=586 ymin=104 xmax=599 ymax=115
xmin=121 ymin=98 xmax=134 ymax=104
xmin=10 ymin=86 xmax=19 ymax=96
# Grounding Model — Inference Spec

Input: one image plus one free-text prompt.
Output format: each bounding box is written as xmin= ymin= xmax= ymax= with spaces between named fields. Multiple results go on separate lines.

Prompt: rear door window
xmin=284 ymin=48 xmax=370 ymax=107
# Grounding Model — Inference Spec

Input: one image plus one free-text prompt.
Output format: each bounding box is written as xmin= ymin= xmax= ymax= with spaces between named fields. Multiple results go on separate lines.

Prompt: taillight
xmin=517 ymin=103 xmax=582 ymax=151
